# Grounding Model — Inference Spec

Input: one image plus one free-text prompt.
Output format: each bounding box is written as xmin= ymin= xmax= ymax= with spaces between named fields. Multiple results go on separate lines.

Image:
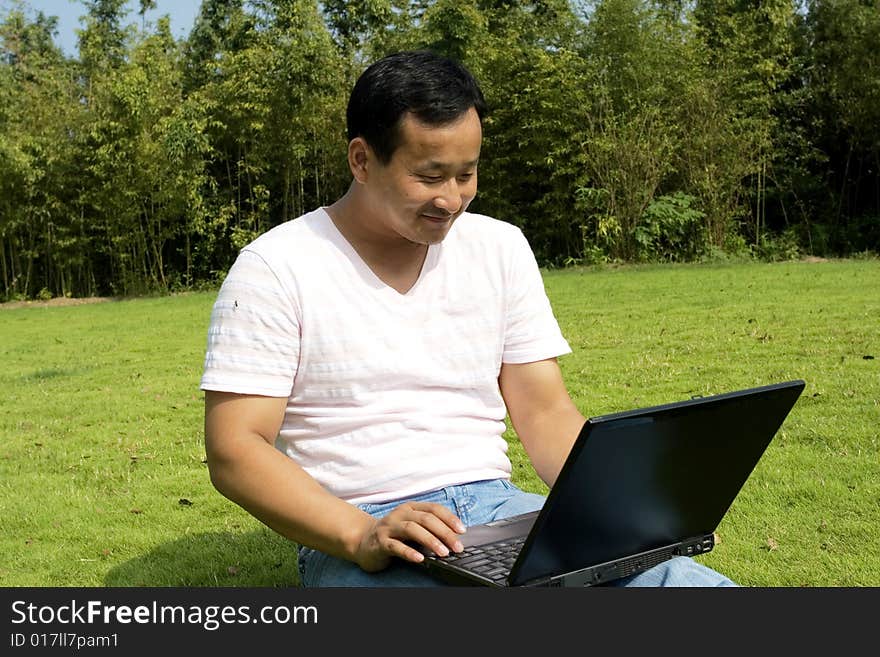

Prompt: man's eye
xmin=420 ymin=175 xmax=443 ymax=183
xmin=457 ymin=173 xmax=474 ymax=182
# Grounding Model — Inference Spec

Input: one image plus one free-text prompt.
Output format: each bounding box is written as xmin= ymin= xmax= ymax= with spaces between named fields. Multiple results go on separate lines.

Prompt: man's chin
xmin=417 ymin=214 xmax=458 ymax=242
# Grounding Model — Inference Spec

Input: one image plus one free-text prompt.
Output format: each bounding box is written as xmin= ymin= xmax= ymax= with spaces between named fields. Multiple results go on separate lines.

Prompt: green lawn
xmin=1 ymin=259 xmax=877 ymax=586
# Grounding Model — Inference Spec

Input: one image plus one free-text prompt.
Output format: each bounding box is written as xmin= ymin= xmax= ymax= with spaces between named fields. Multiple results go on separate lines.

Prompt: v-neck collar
xmin=318 ymin=208 xmax=440 ymax=299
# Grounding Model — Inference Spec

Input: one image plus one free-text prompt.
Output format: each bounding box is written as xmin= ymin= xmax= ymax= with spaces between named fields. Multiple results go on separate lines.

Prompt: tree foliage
xmin=0 ymin=0 xmax=877 ymax=300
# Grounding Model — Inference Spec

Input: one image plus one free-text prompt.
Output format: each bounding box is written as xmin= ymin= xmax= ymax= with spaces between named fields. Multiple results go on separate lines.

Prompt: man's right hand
xmin=353 ymin=501 xmax=466 ymax=572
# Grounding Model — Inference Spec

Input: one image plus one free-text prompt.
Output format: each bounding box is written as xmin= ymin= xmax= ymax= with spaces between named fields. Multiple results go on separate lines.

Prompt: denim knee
xmin=614 ymin=556 xmax=737 ymax=587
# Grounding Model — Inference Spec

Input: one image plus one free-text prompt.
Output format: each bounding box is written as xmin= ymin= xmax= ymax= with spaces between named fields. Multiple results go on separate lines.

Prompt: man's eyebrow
xmin=417 ymin=158 xmax=480 ymax=170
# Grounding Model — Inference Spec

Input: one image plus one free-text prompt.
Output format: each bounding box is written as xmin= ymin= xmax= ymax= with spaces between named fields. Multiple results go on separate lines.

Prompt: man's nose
xmin=433 ymin=178 xmax=463 ymax=214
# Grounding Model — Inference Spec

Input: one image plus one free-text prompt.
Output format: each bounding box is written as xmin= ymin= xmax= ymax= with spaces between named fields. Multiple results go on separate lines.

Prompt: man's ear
xmin=348 ymin=137 xmax=371 ymax=184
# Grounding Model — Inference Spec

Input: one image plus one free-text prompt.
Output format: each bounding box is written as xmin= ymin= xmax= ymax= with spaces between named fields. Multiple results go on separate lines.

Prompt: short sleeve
xmin=200 ymin=249 xmax=300 ymax=397
xmin=502 ymin=229 xmax=572 ymax=363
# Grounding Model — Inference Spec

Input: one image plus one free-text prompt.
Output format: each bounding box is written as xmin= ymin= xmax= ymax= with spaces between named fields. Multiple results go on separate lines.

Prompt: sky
xmin=4 ymin=0 xmax=203 ymax=56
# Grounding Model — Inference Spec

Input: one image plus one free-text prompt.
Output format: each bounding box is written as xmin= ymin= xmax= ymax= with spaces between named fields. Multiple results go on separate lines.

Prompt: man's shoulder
xmin=245 ymin=209 xmax=328 ymax=255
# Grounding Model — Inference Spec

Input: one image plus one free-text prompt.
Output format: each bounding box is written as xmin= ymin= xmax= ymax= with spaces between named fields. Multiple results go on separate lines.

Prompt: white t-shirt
xmin=200 ymin=209 xmax=571 ymax=504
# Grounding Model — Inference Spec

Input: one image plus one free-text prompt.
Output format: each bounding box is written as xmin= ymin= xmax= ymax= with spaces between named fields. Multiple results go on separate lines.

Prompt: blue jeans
xmin=297 ymin=479 xmax=737 ymax=587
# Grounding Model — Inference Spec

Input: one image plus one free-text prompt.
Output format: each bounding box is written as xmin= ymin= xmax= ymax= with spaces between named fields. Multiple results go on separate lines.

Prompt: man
xmin=201 ymin=50 xmax=734 ymax=587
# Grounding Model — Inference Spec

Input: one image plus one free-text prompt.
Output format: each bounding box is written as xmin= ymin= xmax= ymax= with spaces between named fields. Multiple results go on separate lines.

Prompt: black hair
xmin=346 ymin=50 xmax=488 ymax=164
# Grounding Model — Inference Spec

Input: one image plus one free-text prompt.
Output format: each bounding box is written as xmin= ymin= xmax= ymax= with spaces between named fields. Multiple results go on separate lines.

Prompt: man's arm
xmin=498 ymin=358 xmax=585 ymax=488
xmin=204 ymin=390 xmax=465 ymax=572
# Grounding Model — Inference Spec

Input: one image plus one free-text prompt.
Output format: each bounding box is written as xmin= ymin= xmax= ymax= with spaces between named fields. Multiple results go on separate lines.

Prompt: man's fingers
xmin=381 ymin=533 xmax=428 ymax=564
xmin=394 ymin=519 xmax=454 ymax=559
xmin=356 ymin=501 xmax=468 ymax=570
xmin=406 ymin=501 xmax=467 ymax=533
xmin=388 ymin=503 xmax=466 ymax=555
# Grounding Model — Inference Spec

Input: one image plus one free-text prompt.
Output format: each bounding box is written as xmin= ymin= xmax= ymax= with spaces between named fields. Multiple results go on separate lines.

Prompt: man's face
xmin=363 ymin=107 xmax=482 ymax=246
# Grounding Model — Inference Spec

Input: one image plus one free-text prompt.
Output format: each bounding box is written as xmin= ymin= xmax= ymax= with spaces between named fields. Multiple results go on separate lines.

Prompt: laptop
xmin=418 ymin=379 xmax=806 ymax=587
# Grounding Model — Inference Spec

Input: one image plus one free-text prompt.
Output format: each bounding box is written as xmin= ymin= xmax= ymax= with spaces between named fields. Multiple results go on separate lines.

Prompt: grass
xmin=1 ymin=259 xmax=878 ymax=587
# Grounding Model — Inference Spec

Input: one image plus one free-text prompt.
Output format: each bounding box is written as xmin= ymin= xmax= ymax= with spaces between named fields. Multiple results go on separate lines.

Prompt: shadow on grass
xmin=103 ymin=529 xmax=300 ymax=587
xmin=20 ymin=367 xmax=91 ymax=382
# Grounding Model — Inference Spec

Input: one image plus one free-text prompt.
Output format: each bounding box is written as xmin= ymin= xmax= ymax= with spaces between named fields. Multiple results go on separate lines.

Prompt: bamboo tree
xmin=0 ymin=8 xmax=89 ymax=299
xmin=1 ymin=0 xmax=876 ymax=300
xmin=803 ymin=0 xmax=880 ymax=254
xmin=693 ymin=0 xmax=799 ymax=250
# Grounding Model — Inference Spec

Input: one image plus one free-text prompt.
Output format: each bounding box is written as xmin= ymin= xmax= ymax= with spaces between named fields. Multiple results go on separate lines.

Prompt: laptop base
xmin=425 ymin=533 xmax=715 ymax=587
xmin=539 ymin=534 xmax=715 ymax=587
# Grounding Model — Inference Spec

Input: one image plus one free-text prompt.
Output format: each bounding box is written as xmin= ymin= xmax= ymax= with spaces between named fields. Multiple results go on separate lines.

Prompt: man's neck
xmin=326 ymin=190 xmax=428 ymax=294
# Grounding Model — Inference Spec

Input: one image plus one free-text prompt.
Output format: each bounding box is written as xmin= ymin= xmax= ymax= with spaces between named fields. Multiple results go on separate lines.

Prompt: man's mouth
xmin=421 ymin=213 xmax=454 ymax=223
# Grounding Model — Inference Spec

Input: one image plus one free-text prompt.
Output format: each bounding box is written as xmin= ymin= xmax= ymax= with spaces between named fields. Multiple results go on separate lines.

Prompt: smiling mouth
xmin=421 ymin=213 xmax=454 ymax=223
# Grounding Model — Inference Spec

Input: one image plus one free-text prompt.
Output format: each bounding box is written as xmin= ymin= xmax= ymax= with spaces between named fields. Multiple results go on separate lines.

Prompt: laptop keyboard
xmin=438 ymin=536 xmax=527 ymax=582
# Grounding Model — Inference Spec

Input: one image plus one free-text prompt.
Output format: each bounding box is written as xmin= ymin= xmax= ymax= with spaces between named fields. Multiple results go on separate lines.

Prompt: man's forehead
xmin=395 ymin=109 xmax=482 ymax=165
xmin=400 ymin=107 xmax=480 ymax=129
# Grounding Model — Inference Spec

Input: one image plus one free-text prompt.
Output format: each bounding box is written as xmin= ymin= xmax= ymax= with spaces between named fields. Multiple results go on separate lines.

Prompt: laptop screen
xmin=510 ymin=380 xmax=805 ymax=585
